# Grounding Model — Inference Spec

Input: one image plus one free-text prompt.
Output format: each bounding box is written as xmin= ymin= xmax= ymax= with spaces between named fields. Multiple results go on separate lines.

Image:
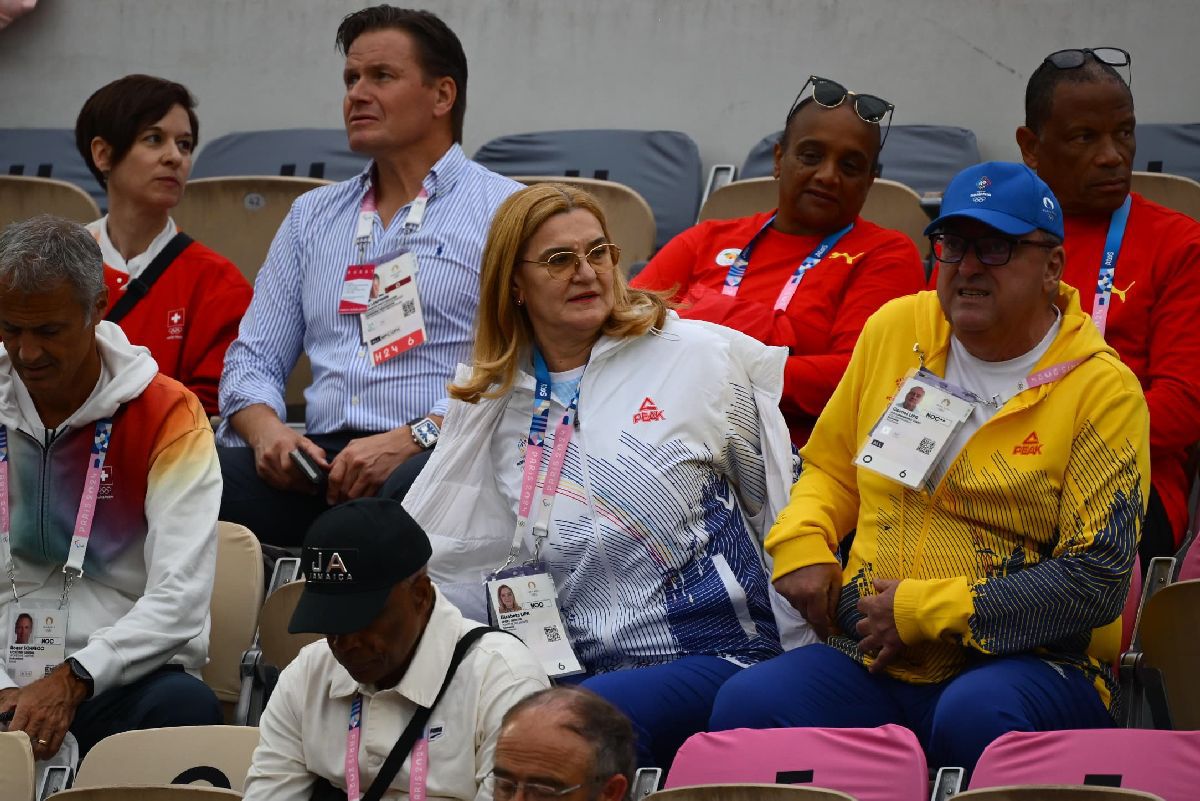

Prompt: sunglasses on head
xmin=787 ymin=75 xmax=895 ymax=146
xmin=1042 ymin=47 xmax=1132 ymax=84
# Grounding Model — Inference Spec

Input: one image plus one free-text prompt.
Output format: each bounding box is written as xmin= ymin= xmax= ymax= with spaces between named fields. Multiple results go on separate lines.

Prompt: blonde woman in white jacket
xmin=405 ymin=184 xmax=811 ymax=769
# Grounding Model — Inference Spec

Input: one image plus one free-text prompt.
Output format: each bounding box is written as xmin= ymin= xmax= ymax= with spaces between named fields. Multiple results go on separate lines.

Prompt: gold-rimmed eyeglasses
xmin=521 ymin=243 xmax=621 ymax=281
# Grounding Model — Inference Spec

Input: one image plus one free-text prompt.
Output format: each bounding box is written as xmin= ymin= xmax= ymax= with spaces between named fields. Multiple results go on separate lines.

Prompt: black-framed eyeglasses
xmin=787 ymin=75 xmax=895 ymax=147
xmin=930 ymin=233 xmax=1059 ymax=267
xmin=486 ymin=771 xmax=595 ymax=801
xmin=1042 ymin=47 xmax=1132 ymax=85
xmin=521 ymin=242 xmax=621 ymax=281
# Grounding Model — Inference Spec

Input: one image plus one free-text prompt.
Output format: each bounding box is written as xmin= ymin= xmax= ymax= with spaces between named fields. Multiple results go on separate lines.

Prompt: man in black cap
xmin=243 ymin=498 xmax=548 ymax=801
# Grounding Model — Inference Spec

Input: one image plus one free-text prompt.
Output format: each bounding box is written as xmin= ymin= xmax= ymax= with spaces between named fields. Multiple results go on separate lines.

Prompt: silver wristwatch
xmin=408 ymin=417 xmax=440 ymax=450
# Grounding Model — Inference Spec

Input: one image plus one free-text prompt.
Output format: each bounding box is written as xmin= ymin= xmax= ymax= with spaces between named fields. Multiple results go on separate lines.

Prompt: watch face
xmin=413 ymin=419 xmax=439 ymax=447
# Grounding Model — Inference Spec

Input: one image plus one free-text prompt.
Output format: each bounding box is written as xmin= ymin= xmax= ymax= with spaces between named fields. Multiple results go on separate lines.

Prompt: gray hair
xmin=0 ymin=215 xmax=105 ymax=319
xmin=502 ymin=686 xmax=636 ymax=800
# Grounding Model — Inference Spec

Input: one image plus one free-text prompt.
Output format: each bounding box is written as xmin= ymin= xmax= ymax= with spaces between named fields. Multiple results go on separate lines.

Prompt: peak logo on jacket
xmin=166 ymin=308 xmax=185 ymax=341
xmin=1013 ymin=432 xmax=1043 ymax=455
xmin=633 ymin=397 xmax=665 ymax=424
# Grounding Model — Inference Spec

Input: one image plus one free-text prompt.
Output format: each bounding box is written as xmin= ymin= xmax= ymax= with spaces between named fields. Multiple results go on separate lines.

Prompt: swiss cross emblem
xmin=99 ymin=466 xmax=114 ymax=499
xmin=167 ymin=308 xmax=185 ymax=341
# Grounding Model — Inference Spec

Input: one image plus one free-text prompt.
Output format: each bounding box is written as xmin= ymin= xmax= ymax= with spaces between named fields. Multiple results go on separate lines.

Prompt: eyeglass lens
xmin=1046 ymin=47 xmax=1130 ymax=69
xmin=544 ymin=244 xmax=619 ymax=278
xmin=811 ymin=78 xmax=891 ymax=123
xmin=932 ymin=234 xmax=1015 ymax=266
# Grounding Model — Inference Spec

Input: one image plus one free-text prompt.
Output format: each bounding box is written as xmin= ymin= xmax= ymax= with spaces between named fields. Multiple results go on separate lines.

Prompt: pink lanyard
xmin=0 ymin=420 xmax=113 ymax=605
xmin=345 ymin=693 xmax=430 ymax=801
xmin=354 ymin=182 xmax=430 ymax=259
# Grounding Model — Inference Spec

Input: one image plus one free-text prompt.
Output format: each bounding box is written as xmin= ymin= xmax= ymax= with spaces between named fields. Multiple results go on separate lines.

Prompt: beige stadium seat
xmin=1131 ymin=171 xmax=1200 ymax=221
xmin=514 ymin=176 xmax=657 ymax=265
xmin=0 ymin=729 xmax=35 ymax=801
xmin=697 ymin=176 xmax=776 ymax=222
xmin=258 ymin=580 xmax=322 ymax=671
xmin=0 ymin=175 xmax=100 ymax=227
xmin=652 ymin=785 xmax=855 ymax=801
xmin=1139 ymin=578 xmax=1200 ymax=729
xmin=50 ymin=787 xmax=243 ymax=800
xmin=74 ymin=725 xmax=260 ymax=792
xmin=955 ymin=787 xmax=1164 ymax=801
xmin=699 ymin=177 xmax=930 ymax=257
xmin=204 ymin=522 xmax=264 ymax=718
xmin=172 ymin=176 xmax=329 ymax=285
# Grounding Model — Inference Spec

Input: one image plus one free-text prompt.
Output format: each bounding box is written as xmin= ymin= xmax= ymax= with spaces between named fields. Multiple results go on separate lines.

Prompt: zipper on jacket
xmin=19 ymin=427 xmax=60 ymax=561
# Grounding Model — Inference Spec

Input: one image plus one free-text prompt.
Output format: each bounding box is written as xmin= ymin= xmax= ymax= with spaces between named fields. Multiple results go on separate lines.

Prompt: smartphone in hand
xmin=289 ymin=448 xmax=325 ymax=485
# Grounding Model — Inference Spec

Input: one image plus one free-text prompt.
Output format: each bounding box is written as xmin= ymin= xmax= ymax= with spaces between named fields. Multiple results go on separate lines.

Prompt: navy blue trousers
xmin=563 ymin=655 xmax=743 ymax=770
xmin=709 ymin=644 xmax=1112 ymax=776
xmin=70 ymin=666 xmax=223 ymax=756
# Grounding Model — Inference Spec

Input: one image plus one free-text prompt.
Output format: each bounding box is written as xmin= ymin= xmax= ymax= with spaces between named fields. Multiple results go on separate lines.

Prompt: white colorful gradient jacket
xmin=0 ymin=322 xmax=221 ymax=695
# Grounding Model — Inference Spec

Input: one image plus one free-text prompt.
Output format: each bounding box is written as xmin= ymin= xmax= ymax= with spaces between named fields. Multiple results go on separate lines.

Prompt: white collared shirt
xmin=243 ymin=587 xmax=549 ymax=801
xmin=86 ymin=215 xmax=178 ymax=281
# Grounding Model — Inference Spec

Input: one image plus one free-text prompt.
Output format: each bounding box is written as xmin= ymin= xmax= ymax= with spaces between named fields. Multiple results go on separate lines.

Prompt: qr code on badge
xmin=543 ymin=625 xmax=562 ymax=643
xmin=917 ymin=437 xmax=936 ymax=455
xmin=402 ymin=299 xmax=416 ymax=316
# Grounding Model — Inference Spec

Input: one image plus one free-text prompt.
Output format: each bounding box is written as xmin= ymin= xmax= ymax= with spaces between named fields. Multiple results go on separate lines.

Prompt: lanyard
xmin=720 ymin=213 xmax=853 ymax=310
xmin=934 ymin=356 xmax=1086 ymax=410
xmin=0 ymin=419 xmax=113 ymax=605
xmin=345 ymin=694 xmax=431 ymax=801
xmin=501 ymin=351 xmax=582 ymax=570
xmin=354 ymin=181 xmax=430 ymax=260
xmin=1091 ymin=194 xmax=1132 ymax=339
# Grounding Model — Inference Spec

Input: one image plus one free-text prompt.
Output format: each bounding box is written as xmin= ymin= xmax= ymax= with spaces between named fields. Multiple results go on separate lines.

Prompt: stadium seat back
xmin=259 ymin=579 xmax=322 ymax=670
xmin=653 ymin=785 xmax=854 ymax=801
xmin=0 ymin=175 xmax=100 ymax=228
xmin=970 ymin=728 xmax=1200 ymax=800
xmin=698 ymin=177 xmax=929 ymax=256
xmin=1130 ymin=172 xmax=1200 ymax=221
xmin=474 ymin=129 xmax=703 ymax=252
xmin=1133 ymin=123 xmax=1200 ymax=182
xmin=0 ymin=128 xmax=106 ymax=210
xmin=203 ymin=522 xmax=264 ymax=711
xmin=74 ymin=725 xmax=260 ymax=792
xmin=190 ymin=129 xmax=366 ymax=182
xmin=957 ymin=787 xmax=1165 ymax=800
xmin=50 ymin=787 xmax=244 ymax=800
xmin=665 ymin=725 xmax=928 ymax=801
xmin=1139 ymin=580 xmax=1200 ymax=729
xmin=173 ymin=176 xmax=330 ymax=285
xmin=513 ymin=175 xmax=656 ymax=264
xmin=0 ymin=729 xmax=35 ymax=801
xmin=742 ymin=125 xmax=981 ymax=196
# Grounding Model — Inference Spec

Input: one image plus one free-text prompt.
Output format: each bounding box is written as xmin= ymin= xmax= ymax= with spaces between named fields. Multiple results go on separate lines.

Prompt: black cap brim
xmin=288 ymin=583 xmax=394 ymax=635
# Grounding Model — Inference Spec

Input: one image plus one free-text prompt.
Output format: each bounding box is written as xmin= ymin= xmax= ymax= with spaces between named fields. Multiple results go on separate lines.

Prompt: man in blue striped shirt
xmin=217 ymin=6 xmax=520 ymax=546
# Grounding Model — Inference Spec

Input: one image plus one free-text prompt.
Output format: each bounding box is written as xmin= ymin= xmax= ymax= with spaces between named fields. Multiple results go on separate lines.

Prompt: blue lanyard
xmin=721 ymin=214 xmax=853 ymax=310
xmin=1091 ymin=194 xmax=1132 ymax=339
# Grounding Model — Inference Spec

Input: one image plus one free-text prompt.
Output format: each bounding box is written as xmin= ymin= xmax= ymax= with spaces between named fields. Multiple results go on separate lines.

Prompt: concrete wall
xmin=0 ymin=0 xmax=1193 ymax=173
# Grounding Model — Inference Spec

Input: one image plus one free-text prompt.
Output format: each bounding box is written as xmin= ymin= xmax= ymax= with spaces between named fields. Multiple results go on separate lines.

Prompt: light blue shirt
xmin=217 ymin=145 xmax=520 ymax=443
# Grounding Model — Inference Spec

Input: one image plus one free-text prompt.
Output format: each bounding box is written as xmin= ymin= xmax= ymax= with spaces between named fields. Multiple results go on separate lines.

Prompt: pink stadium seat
xmin=664 ymin=725 xmax=928 ymax=801
xmin=970 ymin=729 xmax=1200 ymax=801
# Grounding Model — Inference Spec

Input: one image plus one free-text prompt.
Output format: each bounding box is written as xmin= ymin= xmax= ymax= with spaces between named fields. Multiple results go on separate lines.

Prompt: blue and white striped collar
xmin=353 ymin=142 xmax=470 ymax=203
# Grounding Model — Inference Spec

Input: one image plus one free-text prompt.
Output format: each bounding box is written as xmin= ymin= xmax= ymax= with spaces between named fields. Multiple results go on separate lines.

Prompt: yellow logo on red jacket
xmin=1013 ymin=431 xmax=1042 ymax=455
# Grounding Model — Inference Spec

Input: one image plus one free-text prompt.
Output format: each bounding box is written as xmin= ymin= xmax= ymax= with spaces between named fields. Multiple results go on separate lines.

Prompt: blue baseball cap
xmin=924 ymin=162 xmax=1064 ymax=240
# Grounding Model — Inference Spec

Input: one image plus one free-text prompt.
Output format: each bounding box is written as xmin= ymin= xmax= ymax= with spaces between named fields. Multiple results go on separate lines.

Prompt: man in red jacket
xmin=633 ymin=77 xmax=926 ymax=446
xmin=1017 ymin=47 xmax=1200 ymax=563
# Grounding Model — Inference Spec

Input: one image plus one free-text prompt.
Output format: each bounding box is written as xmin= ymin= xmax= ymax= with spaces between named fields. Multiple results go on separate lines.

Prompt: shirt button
xmin=359 ymin=348 xmax=367 ymax=357
xmin=351 ymin=396 xmax=360 ymax=406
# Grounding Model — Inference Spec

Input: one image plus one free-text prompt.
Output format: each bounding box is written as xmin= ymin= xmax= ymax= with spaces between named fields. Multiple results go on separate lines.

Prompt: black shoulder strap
xmin=105 ymin=232 xmax=193 ymax=324
xmin=360 ymin=626 xmax=502 ymax=801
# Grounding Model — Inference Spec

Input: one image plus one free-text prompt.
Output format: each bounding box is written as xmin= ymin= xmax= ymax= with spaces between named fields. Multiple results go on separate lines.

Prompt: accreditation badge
xmin=7 ymin=600 xmax=66 ymax=687
xmin=485 ymin=563 xmax=583 ymax=679
xmin=854 ymin=370 xmax=976 ymax=490
xmin=359 ymin=250 xmax=427 ymax=366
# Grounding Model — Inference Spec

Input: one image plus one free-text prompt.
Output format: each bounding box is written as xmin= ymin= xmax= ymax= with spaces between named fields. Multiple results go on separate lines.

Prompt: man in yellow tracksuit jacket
xmin=709 ymin=162 xmax=1149 ymax=774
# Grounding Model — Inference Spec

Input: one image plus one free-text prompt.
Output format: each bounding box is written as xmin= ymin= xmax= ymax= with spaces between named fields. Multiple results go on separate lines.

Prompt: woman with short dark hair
xmin=75 ymin=74 xmax=250 ymax=414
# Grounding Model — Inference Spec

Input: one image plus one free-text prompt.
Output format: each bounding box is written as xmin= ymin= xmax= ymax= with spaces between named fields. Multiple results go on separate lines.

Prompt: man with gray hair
xmin=0 ymin=215 xmax=223 ymax=760
xmin=489 ymin=686 xmax=635 ymax=801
